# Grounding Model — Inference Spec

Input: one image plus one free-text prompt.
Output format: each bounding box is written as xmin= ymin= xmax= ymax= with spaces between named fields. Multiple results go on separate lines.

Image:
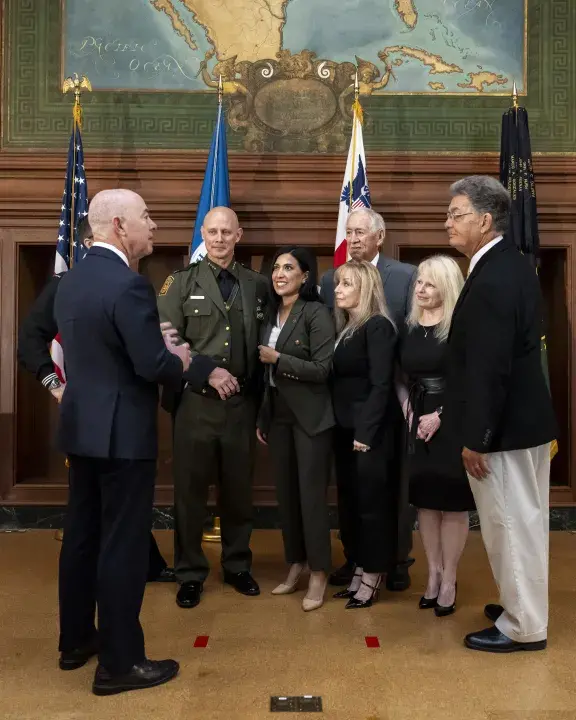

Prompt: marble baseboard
xmin=2 ymin=505 xmax=576 ymax=532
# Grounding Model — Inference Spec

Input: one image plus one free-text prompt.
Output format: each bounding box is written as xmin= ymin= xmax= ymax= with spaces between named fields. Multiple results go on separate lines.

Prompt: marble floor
xmin=1 ymin=529 xmax=575 ymax=720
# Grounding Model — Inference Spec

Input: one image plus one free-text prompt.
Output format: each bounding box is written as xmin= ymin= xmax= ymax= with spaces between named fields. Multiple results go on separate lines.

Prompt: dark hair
xmin=76 ymin=216 xmax=93 ymax=246
xmin=268 ymin=246 xmax=321 ymax=312
xmin=449 ymin=175 xmax=511 ymax=234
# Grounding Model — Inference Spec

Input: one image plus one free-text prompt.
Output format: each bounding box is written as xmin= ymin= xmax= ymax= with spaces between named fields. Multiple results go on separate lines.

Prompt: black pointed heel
xmin=333 ymin=566 xmax=362 ymax=599
xmin=345 ymin=578 xmax=381 ymax=609
xmin=419 ymin=595 xmax=438 ymax=610
xmin=434 ymin=583 xmax=457 ymax=617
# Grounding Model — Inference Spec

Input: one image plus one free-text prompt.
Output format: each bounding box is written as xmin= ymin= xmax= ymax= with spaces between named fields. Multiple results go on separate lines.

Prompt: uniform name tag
xmin=189 ymin=295 xmax=205 ymax=299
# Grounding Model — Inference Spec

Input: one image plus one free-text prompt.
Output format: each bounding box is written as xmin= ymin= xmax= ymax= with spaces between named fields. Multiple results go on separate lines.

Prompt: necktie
xmin=218 ymin=268 xmax=235 ymax=303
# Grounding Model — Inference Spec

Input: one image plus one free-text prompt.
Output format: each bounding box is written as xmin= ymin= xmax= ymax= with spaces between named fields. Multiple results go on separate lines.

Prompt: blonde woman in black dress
xmin=396 ymin=255 xmax=474 ymax=616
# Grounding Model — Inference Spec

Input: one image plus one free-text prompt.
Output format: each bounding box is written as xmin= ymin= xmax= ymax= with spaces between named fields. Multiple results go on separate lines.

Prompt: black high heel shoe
xmin=419 ymin=595 xmax=438 ymax=610
xmin=333 ymin=567 xmax=362 ymax=599
xmin=345 ymin=578 xmax=381 ymax=609
xmin=434 ymin=583 xmax=457 ymax=617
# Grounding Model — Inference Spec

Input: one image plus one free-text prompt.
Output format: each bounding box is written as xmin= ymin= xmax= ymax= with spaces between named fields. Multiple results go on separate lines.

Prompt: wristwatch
xmin=47 ymin=378 xmax=62 ymax=392
xmin=436 ymin=406 xmax=443 ymax=416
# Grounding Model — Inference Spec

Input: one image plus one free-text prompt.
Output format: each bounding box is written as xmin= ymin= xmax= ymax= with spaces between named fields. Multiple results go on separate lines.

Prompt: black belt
xmin=407 ymin=377 xmax=445 ymax=454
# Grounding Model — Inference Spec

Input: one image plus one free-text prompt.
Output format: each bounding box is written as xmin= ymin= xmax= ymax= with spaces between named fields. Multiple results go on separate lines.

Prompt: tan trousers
xmin=468 ymin=443 xmax=550 ymax=643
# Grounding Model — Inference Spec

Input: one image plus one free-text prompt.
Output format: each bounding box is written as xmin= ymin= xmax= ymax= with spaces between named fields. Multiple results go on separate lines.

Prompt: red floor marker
xmin=194 ymin=635 xmax=209 ymax=648
xmin=365 ymin=636 xmax=380 ymax=648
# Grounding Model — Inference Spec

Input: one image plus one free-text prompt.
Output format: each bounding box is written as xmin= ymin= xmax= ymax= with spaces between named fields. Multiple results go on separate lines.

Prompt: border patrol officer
xmin=157 ymin=207 xmax=268 ymax=609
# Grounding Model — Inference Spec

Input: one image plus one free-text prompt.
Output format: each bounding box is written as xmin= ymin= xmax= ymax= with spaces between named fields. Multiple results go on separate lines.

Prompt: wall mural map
xmin=64 ymin=0 xmax=526 ymax=95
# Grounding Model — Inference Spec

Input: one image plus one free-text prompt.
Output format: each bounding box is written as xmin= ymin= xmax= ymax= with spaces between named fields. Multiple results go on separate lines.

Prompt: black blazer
xmin=331 ymin=315 xmax=397 ymax=447
xmin=54 ymin=246 xmax=185 ymax=460
xmin=258 ymin=299 xmax=335 ymax=437
xmin=444 ymin=237 xmax=557 ymax=453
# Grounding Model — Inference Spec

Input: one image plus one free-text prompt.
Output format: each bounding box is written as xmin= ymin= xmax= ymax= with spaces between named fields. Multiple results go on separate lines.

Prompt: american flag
xmin=50 ymin=123 xmax=89 ymax=382
xmin=334 ymin=98 xmax=371 ymax=268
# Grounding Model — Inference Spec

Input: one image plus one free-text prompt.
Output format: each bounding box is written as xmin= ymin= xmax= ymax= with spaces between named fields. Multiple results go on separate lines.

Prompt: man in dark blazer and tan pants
xmin=444 ymin=175 xmax=556 ymax=653
xmin=320 ymin=207 xmax=416 ymax=591
xmin=54 ymin=189 xmax=207 ymax=695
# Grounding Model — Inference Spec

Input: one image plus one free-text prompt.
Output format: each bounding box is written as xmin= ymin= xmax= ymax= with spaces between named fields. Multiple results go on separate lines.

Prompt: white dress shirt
xmin=92 ymin=241 xmax=129 ymax=267
xmin=267 ymin=314 xmax=284 ymax=387
xmin=468 ymin=235 xmax=503 ymax=275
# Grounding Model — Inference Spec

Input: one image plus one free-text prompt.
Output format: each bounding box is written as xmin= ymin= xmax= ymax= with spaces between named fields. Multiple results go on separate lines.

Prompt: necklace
xmin=421 ymin=324 xmax=436 ymax=338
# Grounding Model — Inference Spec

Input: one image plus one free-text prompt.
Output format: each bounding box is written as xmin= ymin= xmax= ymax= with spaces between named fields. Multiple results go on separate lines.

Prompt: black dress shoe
xmin=223 ymin=571 xmax=260 ymax=596
xmin=333 ymin=588 xmax=356 ymax=599
xmin=464 ymin=626 xmax=547 ymax=654
xmin=345 ymin=578 xmax=381 ymax=609
xmin=328 ymin=561 xmax=355 ymax=587
xmin=434 ymin=583 xmax=457 ymax=617
xmin=176 ymin=581 xmax=203 ymax=608
xmin=59 ymin=636 xmax=99 ymax=671
xmin=92 ymin=658 xmax=179 ymax=696
xmin=418 ymin=596 xmax=438 ymax=610
xmin=484 ymin=603 xmax=504 ymax=623
xmin=148 ymin=567 xmax=176 ymax=583
xmin=386 ymin=566 xmax=411 ymax=592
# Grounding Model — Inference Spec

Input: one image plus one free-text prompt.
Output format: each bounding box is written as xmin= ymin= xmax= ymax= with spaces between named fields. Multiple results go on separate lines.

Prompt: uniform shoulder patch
xmin=159 ymin=275 xmax=174 ymax=296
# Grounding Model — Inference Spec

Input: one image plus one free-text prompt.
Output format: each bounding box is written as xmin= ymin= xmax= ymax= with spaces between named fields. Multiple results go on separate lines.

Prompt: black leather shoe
xmin=148 ymin=567 xmax=176 ymax=583
xmin=223 ymin=571 xmax=260 ymax=596
xmin=484 ymin=603 xmax=504 ymax=623
xmin=59 ymin=636 xmax=99 ymax=671
xmin=92 ymin=658 xmax=179 ymax=696
xmin=386 ymin=566 xmax=411 ymax=592
xmin=418 ymin=596 xmax=438 ymax=610
xmin=464 ymin=626 xmax=547 ymax=653
xmin=176 ymin=581 xmax=203 ymax=608
xmin=329 ymin=561 xmax=355 ymax=587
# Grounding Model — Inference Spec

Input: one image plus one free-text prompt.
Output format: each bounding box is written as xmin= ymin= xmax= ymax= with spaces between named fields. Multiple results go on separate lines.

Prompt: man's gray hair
xmin=348 ymin=207 xmax=386 ymax=234
xmin=449 ymin=175 xmax=511 ymax=234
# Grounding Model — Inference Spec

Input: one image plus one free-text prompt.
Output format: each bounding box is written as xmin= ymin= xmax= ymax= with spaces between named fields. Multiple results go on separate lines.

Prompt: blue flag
xmin=55 ymin=122 xmax=88 ymax=274
xmin=190 ymin=103 xmax=230 ymax=262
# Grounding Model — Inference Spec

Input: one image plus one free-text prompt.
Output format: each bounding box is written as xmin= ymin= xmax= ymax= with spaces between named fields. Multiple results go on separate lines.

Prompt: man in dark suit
xmin=17 ymin=216 xmax=174 ymax=584
xmin=444 ymin=175 xmax=556 ymax=653
xmin=320 ymin=207 xmax=417 ymax=591
xmin=54 ymin=189 xmax=209 ymax=695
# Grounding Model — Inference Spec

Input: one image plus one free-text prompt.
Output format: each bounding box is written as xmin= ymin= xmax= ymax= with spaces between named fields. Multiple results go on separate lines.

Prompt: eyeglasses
xmin=446 ymin=211 xmax=474 ymax=222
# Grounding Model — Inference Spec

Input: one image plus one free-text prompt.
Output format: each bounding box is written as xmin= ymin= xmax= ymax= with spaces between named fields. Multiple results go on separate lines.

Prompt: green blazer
xmin=258 ymin=299 xmax=335 ymax=437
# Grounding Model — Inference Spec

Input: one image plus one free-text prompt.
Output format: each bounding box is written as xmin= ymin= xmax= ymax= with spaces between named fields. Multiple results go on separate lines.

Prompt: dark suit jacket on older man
xmin=54 ymin=245 xmax=190 ymax=674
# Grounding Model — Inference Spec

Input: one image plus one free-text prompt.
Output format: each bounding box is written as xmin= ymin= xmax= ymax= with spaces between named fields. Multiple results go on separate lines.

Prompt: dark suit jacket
xmin=258 ymin=299 xmax=335 ymax=437
xmin=320 ymin=254 xmax=417 ymax=328
xmin=331 ymin=315 xmax=397 ymax=447
xmin=445 ymin=237 xmax=557 ymax=454
xmin=17 ymin=273 xmax=63 ymax=384
xmin=54 ymin=246 xmax=185 ymax=460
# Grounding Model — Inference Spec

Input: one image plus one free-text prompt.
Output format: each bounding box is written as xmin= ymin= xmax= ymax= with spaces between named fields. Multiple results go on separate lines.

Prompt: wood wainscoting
xmin=1 ymin=153 xmax=574 ymax=507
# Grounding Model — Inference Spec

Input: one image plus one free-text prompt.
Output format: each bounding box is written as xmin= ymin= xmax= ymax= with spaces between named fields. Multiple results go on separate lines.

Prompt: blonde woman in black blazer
xmin=331 ymin=260 xmax=398 ymax=609
xmin=257 ymin=246 xmax=335 ymax=612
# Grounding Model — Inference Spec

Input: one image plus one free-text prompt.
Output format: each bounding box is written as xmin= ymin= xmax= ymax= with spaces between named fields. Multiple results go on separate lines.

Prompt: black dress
xmin=399 ymin=324 xmax=475 ymax=512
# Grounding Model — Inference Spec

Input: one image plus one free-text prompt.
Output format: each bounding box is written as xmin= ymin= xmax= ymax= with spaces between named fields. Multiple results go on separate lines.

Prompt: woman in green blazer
xmin=257 ymin=246 xmax=335 ymax=612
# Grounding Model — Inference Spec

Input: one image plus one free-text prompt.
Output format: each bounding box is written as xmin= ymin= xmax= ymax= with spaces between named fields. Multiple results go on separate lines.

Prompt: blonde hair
xmin=407 ymin=255 xmax=464 ymax=342
xmin=334 ymin=260 xmax=395 ymax=341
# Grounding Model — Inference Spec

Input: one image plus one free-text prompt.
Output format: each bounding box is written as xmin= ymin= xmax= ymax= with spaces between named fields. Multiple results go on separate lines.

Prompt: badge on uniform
xmin=159 ymin=275 xmax=174 ymax=296
xmin=256 ymin=297 xmax=264 ymax=320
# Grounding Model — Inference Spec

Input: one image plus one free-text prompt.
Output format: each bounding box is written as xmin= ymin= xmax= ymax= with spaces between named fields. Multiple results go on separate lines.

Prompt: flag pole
xmin=348 ymin=71 xmax=361 ymax=213
xmin=56 ymin=74 xmax=91 ymax=542
xmin=202 ymin=77 xmax=224 ymax=544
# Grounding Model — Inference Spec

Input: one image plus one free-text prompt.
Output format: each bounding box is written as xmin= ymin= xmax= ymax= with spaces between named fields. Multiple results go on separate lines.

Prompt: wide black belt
xmin=407 ymin=376 xmax=445 ymax=454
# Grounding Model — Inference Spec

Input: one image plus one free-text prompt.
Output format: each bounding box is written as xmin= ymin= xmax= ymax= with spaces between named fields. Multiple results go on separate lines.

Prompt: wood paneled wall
xmin=1 ymin=152 xmax=574 ymax=506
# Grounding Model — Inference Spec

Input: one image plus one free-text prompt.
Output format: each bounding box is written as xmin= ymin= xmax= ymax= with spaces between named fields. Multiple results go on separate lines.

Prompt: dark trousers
xmin=333 ymin=426 xmax=398 ymax=573
xmin=173 ymin=390 xmax=256 ymax=584
xmin=267 ymin=392 xmax=332 ymax=573
xmin=58 ymin=455 xmax=155 ymax=674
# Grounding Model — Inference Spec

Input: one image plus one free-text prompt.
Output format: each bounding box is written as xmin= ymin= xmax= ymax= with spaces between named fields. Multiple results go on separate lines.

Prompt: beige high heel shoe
xmin=272 ymin=564 xmax=306 ymax=595
xmin=302 ymin=571 xmax=327 ymax=612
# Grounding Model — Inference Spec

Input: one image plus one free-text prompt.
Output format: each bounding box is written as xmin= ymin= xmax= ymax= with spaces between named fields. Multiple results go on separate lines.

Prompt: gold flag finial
xmin=62 ymin=73 xmax=92 ymax=128
xmin=354 ymin=69 xmax=359 ymax=101
xmin=512 ymin=80 xmax=519 ymax=110
xmin=218 ymin=74 xmax=223 ymax=105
